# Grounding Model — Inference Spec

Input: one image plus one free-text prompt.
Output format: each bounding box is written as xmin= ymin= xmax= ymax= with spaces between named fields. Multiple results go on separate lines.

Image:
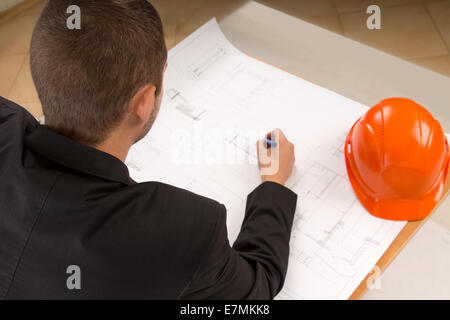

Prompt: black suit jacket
xmin=0 ymin=97 xmax=297 ymax=299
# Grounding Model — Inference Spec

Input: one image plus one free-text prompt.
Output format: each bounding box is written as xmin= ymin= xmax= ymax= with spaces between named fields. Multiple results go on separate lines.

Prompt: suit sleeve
xmin=179 ymin=181 xmax=297 ymax=299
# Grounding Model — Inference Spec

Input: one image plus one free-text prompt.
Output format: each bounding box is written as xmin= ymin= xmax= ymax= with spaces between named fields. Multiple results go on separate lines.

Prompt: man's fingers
xmin=266 ymin=128 xmax=287 ymax=143
xmin=256 ymin=139 xmax=271 ymax=167
xmin=278 ymin=129 xmax=288 ymax=142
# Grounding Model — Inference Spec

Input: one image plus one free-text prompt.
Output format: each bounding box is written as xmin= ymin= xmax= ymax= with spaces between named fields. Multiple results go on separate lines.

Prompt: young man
xmin=0 ymin=0 xmax=297 ymax=299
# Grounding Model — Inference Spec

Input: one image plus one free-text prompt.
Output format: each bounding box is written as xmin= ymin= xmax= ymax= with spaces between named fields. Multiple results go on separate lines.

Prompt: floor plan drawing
xmin=167 ymin=88 xmax=207 ymax=120
xmin=189 ymin=44 xmax=228 ymax=78
xmin=126 ymin=19 xmax=407 ymax=299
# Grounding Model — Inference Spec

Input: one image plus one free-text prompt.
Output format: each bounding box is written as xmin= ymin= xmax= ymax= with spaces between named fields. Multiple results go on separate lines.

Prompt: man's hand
xmin=256 ymin=129 xmax=295 ymax=186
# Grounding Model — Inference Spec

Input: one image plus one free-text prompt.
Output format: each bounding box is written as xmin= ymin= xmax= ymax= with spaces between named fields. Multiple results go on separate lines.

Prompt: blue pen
xmin=264 ymin=137 xmax=278 ymax=148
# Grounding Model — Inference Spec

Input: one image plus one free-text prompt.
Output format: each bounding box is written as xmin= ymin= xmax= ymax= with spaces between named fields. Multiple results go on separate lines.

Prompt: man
xmin=0 ymin=0 xmax=297 ymax=299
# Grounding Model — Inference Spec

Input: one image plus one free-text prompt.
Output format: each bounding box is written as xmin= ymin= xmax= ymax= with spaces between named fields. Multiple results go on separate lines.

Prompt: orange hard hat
xmin=345 ymin=98 xmax=449 ymax=221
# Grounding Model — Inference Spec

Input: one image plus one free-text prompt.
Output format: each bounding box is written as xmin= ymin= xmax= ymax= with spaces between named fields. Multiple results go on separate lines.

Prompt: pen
xmin=264 ymin=137 xmax=278 ymax=148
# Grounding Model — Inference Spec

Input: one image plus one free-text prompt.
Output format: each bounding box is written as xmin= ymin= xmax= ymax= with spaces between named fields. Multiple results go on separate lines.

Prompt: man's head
xmin=30 ymin=0 xmax=167 ymax=146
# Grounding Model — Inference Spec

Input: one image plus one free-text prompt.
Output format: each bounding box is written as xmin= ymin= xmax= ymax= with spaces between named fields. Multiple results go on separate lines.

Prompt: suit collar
xmin=26 ymin=125 xmax=135 ymax=186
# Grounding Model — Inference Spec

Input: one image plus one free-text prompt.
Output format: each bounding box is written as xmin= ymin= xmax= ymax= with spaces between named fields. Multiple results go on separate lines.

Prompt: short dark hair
xmin=30 ymin=0 xmax=167 ymax=145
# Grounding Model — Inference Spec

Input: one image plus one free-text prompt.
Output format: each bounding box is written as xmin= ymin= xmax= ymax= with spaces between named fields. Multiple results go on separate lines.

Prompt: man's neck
xmin=92 ymin=130 xmax=134 ymax=163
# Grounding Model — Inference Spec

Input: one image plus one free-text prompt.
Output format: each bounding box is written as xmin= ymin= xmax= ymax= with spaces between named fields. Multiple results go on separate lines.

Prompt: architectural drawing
xmin=167 ymin=88 xmax=206 ymax=120
xmin=189 ymin=45 xmax=227 ymax=78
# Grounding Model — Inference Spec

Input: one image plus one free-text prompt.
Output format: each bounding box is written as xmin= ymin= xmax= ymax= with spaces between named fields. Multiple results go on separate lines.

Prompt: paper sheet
xmin=126 ymin=19 xmax=410 ymax=299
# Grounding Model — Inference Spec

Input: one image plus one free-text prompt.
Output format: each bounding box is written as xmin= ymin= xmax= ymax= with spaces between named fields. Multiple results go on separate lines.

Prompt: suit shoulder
xmin=129 ymin=181 xmax=227 ymax=275
xmin=134 ymin=180 xmax=225 ymax=226
xmin=149 ymin=180 xmax=224 ymax=210
xmin=0 ymin=96 xmax=36 ymax=119
xmin=0 ymin=96 xmax=38 ymax=130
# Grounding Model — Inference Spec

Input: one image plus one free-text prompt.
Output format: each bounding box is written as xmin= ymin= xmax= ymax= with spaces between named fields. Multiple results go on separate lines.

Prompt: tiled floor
xmin=0 ymin=0 xmax=449 ymax=118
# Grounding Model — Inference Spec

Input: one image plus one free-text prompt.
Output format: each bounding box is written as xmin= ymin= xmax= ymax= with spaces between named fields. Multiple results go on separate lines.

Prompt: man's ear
xmin=130 ymin=85 xmax=156 ymax=123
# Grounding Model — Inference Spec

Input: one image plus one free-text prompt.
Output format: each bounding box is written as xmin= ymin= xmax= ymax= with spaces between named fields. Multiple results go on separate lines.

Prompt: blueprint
xmin=126 ymin=19 xmax=408 ymax=299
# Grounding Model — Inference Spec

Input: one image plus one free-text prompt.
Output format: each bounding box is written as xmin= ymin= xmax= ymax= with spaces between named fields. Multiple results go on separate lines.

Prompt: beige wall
xmin=0 ymin=0 xmax=25 ymax=13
